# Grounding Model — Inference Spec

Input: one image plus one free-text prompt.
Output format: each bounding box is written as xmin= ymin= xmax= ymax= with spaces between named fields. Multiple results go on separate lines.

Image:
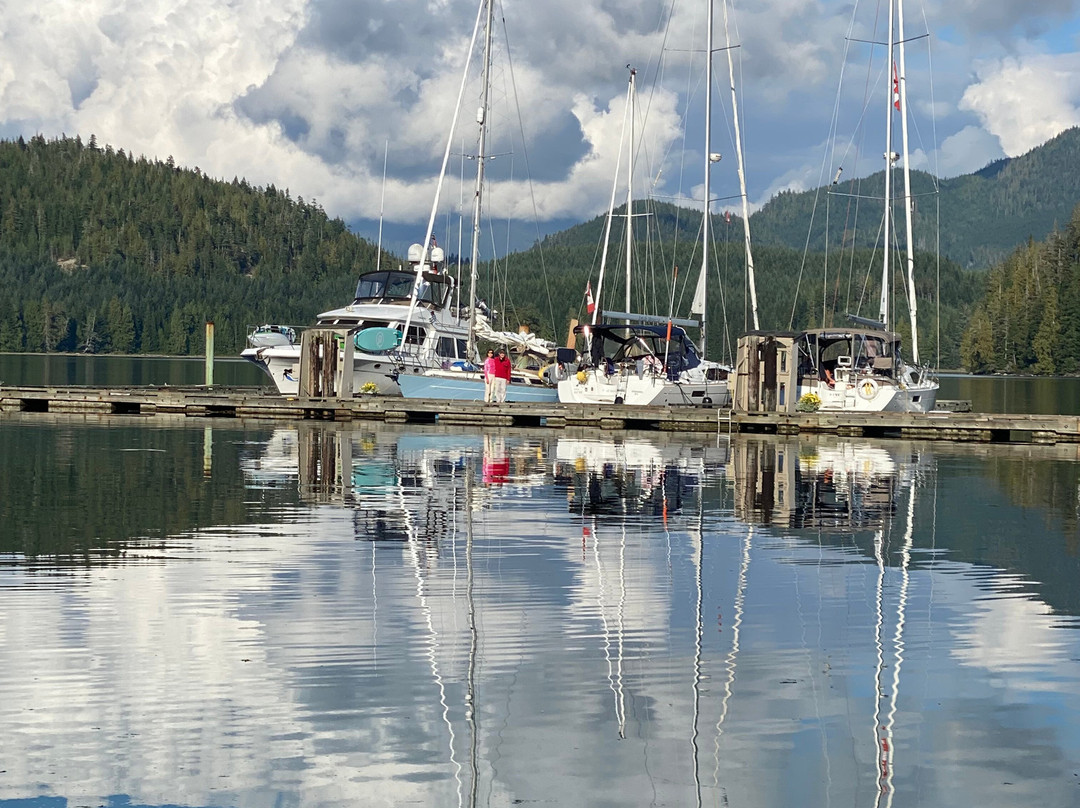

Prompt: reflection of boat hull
xmin=399 ymin=369 xmax=558 ymax=402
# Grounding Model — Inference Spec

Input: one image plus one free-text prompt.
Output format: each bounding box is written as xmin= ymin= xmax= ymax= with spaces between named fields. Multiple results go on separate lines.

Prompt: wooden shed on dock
xmin=732 ymin=332 xmax=800 ymax=414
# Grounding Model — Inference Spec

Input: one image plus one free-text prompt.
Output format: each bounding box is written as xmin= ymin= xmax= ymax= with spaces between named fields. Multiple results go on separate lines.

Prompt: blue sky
xmin=2 ymin=0 xmax=1078 ymax=255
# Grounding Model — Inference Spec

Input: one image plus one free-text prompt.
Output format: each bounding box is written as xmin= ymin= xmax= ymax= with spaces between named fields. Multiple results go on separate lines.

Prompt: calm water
xmin=1 ymin=416 xmax=1079 ymax=807
xmin=0 ymin=353 xmax=270 ymax=388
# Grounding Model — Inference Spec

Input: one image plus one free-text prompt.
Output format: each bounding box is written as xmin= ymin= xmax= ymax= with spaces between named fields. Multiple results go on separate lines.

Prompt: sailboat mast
xmin=592 ymin=74 xmax=633 ymax=326
xmin=699 ymin=5 xmax=713 ymax=358
xmin=625 ymin=67 xmax=636 ymax=321
xmin=897 ymin=0 xmax=919 ymax=364
xmin=467 ymin=0 xmax=495 ymax=360
xmin=722 ymin=0 xmax=758 ymax=331
xmin=879 ymin=0 xmax=896 ymax=329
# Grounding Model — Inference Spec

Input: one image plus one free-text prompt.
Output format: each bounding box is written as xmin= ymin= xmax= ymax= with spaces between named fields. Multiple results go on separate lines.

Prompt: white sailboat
xmin=734 ymin=0 xmax=938 ymax=414
xmin=557 ymin=33 xmax=736 ymax=408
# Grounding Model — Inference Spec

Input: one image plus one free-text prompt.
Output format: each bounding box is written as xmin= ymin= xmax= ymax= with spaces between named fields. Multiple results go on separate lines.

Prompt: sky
xmin=2 ymin=0 xmax=1079 ymax=255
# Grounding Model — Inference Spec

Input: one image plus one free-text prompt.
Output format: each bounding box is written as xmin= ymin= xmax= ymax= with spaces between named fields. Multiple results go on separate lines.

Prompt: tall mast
xmin=401 ymin=0 xmax=486 ymax=351
xmin=722 ymin=0 xmax=758 ymax=331
xmin=592 ymin=73 xmax=633 ymax=326
xmin=897 ymin=0 xmax=919 ymax=363
xmin=625 ymin=67 xmax=636 ymax=321
xmin=692 ymin=3 xmax=715 ymax=358
xmin=466 ymin=0 xmax=495 ymax=360
xmin=879 ymin=0 xmax=896 ymax=329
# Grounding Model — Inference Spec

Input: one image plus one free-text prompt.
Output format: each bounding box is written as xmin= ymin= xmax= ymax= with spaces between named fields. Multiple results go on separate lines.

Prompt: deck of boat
xmin=2 ymin=384 xmax=1079 ymax=444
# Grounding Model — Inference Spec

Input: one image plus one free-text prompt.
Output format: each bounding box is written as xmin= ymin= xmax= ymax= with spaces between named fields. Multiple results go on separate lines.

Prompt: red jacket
xmin=493 ymin=355 xmax=512 ymax=381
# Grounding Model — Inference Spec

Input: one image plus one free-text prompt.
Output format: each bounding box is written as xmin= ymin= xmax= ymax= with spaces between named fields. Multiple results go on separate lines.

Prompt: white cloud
xmin=935 ymin=125 xmax=1006 ymax=177
xmin=2 ymin=0 xmax=1080 ymax=236
xmin=959 ymin=53 xmax=1080 ymax=156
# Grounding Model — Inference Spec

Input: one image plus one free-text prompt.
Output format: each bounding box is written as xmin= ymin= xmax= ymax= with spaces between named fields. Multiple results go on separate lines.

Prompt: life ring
xmin=858 ymin=378 xmax=880 ymax=400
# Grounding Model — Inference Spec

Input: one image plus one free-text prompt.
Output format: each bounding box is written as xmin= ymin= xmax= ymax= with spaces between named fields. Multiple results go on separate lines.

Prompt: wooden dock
xmin=2 ymin=384 xmax=1079 ymax=444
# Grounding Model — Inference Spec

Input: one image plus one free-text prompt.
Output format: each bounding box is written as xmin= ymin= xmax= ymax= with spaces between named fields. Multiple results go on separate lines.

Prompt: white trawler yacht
xmin=240 ymin=243 xmax=472 ymax=396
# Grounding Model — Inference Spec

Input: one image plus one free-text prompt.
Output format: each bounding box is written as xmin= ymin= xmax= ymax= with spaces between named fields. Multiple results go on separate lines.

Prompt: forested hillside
xmin=751 ymin=126 xmax=1080 ymax=269
xmin=0 ymin=135 xmax=389 ymax=355
xmin=1 ymin=131 xmax=1072 ymax=371
xmin=960 ymin=204 xmax=1080 ymax=374
xmin=544 ymin=127 xmax=1080 ymax=272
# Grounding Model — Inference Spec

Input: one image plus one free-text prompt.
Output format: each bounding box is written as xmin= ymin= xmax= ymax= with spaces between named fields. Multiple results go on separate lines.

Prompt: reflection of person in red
xmin=482 ymin=435 xmax=509 ymax=484
xmin=482 ymin=349 xmax=497 ymax=402
xmin=492 ymin=347 xmax=512 ymax=403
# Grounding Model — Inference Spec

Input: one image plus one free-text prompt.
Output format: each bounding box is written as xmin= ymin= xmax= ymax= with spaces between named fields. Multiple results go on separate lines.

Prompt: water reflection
xmin=730 ymin=438 xmax=925 ymax=530
xmin=3 ymin=420 xmax=1080 ymax=807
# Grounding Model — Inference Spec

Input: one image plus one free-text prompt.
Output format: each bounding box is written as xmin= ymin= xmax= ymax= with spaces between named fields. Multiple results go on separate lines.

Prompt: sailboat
xmin=733 ymin=0 xmax=938 ymax=414
xmin=394 ymin=0 xmax=560 ymax=403
xmin=557 ymin=7 xmax=741 ymax=408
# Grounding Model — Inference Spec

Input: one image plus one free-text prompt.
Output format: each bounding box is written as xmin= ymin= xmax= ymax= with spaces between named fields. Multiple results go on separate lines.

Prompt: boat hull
xmin=557 ymin=367 xmax=729 ymax=407
xmin=801 ymin=376 xmax=938 ymax=413
xmin=397 ymin=369 xmax=558 ymax=403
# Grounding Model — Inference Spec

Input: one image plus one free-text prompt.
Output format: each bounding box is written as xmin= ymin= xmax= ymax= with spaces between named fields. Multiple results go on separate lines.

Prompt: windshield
xmin=354 ymin=271 xmax=415 ymax=302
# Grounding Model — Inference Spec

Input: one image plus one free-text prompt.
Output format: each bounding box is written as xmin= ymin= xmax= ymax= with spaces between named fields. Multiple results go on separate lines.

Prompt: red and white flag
xmin=585 ymin=281 xmax=596 ymax=315
xmin=892 ymin=62 xmax=900 ymax=111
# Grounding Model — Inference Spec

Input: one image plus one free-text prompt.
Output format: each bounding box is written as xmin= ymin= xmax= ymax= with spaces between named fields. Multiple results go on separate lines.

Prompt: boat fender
xmin=576 ymin=370 xmax=587 ymax=384
xmin=538 ymin=363 xmax=555 ymax=383
xmin=858 ymin=378 xmax=880 ymax=399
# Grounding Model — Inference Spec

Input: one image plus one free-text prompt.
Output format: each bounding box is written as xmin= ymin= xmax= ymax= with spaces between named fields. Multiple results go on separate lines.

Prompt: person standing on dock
xmin=493 ymin=347 xmax=512 ymax=403
xmin=483 ymin=349 xmax=497 ymax=402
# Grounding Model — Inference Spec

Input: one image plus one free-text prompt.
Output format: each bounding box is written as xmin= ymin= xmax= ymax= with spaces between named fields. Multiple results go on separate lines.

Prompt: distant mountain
xmin=541 ymin=126 xmax=1080 ymax=271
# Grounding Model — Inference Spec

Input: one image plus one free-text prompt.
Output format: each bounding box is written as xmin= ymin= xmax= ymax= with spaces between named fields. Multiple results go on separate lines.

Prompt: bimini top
xmin=573 ymin=322 xmax=692 ymax=342
xmin=573 ymin=322 xmax=702 ymax=372
xmin=800 ymin=327 xmax=900 ymax=343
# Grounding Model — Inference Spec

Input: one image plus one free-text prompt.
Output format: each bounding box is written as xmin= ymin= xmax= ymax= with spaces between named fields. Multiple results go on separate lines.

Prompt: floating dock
xmin=2 ymin=384 xmax=1079 ymax=444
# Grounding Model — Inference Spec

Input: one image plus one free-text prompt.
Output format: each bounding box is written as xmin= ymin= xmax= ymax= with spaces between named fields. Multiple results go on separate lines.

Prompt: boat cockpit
xmin=799 ymin=329 xmax=900 ymax=383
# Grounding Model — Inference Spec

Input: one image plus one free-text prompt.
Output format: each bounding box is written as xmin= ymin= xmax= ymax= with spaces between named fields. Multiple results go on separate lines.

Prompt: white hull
xmin=557 ymin=366 xmax=729 ymax=407
xmin=801 ymin=368 xmax=938 ymax=413
xmin=242 ymin=345 xmax=444 ymax=397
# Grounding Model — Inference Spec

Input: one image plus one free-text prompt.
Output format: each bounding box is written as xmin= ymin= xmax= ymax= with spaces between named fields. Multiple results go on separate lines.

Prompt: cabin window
xmin=779 ymin=382 xmax=786 ymax=406
xmin=779 ymin=350 xmax=787 ymax=373
xmin=431 ymin=337 xmax=469 ymax=358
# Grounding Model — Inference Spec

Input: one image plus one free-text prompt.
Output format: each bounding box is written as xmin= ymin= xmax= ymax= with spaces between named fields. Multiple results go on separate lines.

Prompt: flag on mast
xmin=585 ymin=281 xmax=596 ymax=315
xmin=892 ymin=62 xmax=900 ymax=111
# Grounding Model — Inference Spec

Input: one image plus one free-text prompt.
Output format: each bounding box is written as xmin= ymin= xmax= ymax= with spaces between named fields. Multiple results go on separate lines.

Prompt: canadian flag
xmin=585 ymin=281 xmax=596 ymax=315
xmin=892 ymin=62 xmax=900 ymax=111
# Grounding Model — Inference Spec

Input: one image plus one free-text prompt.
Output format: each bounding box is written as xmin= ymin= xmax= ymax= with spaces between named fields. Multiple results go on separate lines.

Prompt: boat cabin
xmin=733 ymin=328 xmax=903 ymax=412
